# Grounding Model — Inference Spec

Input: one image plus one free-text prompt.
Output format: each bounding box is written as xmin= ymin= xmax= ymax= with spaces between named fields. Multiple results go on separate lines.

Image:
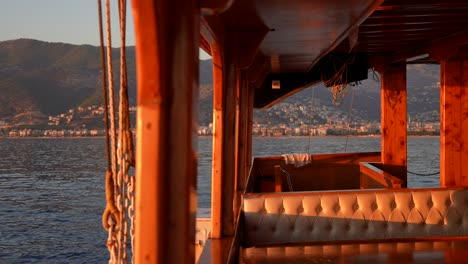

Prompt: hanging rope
xmin=344 ymin=86 xmax=355 ymax=152
xmin=97 ymin=0 xmax=111 ymax=172
xmin=97 ymin=0 xmax=122 ymax=263
xmin=322 ymin=54 xmax=357 ymax=106
xmin=279 ymin=166 xmax=294 ymax=192
xmin=104 ymin=0 xmax=118 ymax=179
xmin=116 ymin=0 xmax=135 ymax=262
xmin=98 ymin=0 xmax=135 ymax=263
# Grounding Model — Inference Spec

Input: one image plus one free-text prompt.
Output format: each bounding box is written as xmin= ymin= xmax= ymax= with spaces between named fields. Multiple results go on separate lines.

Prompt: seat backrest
xmin=242 ymin=188 xmax=468 ymax=247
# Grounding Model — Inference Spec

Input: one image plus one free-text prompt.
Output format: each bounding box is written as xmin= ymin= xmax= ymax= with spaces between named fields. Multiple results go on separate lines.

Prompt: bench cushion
xmin=243 ymin=188 xmax=468 ymax=246
xmin=241 ymin=240 xmax=468 ymax=263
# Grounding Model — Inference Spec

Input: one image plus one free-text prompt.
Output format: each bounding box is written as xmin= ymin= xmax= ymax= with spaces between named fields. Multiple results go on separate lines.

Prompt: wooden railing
xmin=359 ymin=162 xmax=404 ymax=189
xmin=247 ymin=152 xmax=381 ymax=193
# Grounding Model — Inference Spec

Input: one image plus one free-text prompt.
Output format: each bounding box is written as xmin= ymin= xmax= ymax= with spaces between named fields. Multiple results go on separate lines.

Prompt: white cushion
xmin=242 ymin=188 xmax=468 ymax=246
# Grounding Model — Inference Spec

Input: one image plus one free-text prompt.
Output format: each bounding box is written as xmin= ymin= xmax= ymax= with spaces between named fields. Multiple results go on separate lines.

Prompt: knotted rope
xmin=98 ymin=0 xmax=135 ymax=263
xmin=98 ymin=0 xmax=122 ymax=263
xmin=116 ymin=0 xmax=135 ymax=262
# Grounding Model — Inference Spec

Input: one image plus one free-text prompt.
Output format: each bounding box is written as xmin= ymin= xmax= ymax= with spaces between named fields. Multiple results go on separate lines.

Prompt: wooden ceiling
xmin=348 ymin=0 xmax=468 ymax=63
xmin=206 ymin=0 xmax=468 ymax=72
xmin=201 ymin=0 xmax=468 ymax=107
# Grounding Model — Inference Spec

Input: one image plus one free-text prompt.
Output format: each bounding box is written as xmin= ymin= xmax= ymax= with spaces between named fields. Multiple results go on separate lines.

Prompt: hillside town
xmin=0 ymin=105 xmax=137 ymax=138
xmin=0 ymin=102 xmax=440 ymax=138
xmin=198 ymin=121 xmax=440 ymax=137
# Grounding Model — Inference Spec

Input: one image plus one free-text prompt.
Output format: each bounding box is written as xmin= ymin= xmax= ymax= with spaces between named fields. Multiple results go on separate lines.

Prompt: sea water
xmin=0 ymin=137 xmax=440 ymax=263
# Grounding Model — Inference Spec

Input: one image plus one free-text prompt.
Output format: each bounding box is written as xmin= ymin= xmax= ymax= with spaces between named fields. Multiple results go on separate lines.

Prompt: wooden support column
xmin=439 ymin=55 xmax=468 ymax=186
xmin=132 ymin=0 xmax=199 ymax=263
xmin=243 ymin=57 xmax=268 ymax=183
xmin=379 ymin=63 xmax=407 ymax=185
xmin=236 ymin=72 xmax=249 ymax=191
xmin=211 ymin=42 xmax=236 ymax=238
xmin=245 ymin=82 xmax=255 ymax=181
xmin=210 ymin=30 xmax=266 ymax=238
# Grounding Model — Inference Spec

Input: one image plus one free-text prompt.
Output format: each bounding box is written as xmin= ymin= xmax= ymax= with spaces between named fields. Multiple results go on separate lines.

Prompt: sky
xmin=0 ymin=0 xmax=210 ymax=59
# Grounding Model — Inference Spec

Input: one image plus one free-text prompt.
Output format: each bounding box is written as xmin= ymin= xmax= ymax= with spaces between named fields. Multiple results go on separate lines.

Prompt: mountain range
xmin=0 ymin=39 xmax=440 ymax=128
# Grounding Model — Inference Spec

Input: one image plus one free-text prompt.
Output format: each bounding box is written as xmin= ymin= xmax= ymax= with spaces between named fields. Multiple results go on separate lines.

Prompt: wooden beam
xmin=245 ymin=82 xmax=255 ymax=183
xmin=307 ymin=0 xmax=385 ymax=71
xmin=359 ymin=24 xmax=468 ymax=33
xmin=211 ymin=43 xmax=224 ymax=239
xmin=363 ymin=14 xmax=468 ymax=26
xmin=430 ymin=31 xmax=468 ymax=62
xmin=132 ymin=0 xmax=198 ymax=263
xmin=371 ymin=9 xmax=468 ymax=18
xmin=211 ymin=28 xmax=265 ymax=238
xmin=440 ymin=57 xmax=468 ymax=186
xmin=221 ymin=52 xmax=237 ymax=237
xmin=236 ymin=73 xmax=248 ymax=191
xmin=379 ymin=63 xmax=407 ymax=185
xmin=210 ymin=39 xmax=237 ymax=238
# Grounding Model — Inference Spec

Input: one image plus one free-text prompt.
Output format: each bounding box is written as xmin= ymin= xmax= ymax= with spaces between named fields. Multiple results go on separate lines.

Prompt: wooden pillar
xmin=236 ymin=72 xmax=249 ymax=191
xmin=380 ymin=63 xmax=407 ymax=185
xmin=245 ymin=82 xmax=255 ymax=179
xmin=439 ymin=57 xmax=468 ymax=186
xmin=132 ymin=0 xmax=199 ymax=263
xmin=211 ymin=42 xmax=236 ymax=238
xmin=210 ymin=30 xmax=266 ymax=238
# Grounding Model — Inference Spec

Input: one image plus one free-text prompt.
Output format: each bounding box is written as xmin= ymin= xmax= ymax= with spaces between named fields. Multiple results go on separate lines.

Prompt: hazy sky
xmin=0 ymin=1 xmax=133 ymax=45
xmin=0 ymin=1 xmax=210 ymax=59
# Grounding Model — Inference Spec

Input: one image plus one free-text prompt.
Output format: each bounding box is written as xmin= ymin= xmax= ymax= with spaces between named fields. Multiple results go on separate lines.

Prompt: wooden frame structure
xmin=130 ymin=0 xmax=468 ymax=263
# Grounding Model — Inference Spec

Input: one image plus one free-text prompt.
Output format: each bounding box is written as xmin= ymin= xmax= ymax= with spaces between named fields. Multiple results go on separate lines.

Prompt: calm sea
xmin=0 ymin=137 xmax=440 ymax=263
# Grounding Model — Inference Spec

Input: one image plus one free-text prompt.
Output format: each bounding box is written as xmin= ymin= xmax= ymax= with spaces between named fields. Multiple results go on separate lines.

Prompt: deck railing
xmin=246 ymin=152 xmax=381 ymax=193
xmin=360 ymin=162 xmax=404 ymax=189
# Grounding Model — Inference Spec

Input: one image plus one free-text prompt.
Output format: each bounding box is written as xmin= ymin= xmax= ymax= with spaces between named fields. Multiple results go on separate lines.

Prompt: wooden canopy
xmin=200 ymin=0 xmax=468 ymax=107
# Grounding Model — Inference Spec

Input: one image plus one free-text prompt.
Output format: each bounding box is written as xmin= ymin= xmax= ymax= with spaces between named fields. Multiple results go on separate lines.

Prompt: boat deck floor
xmin=240 ymin=240 xmax=468 ymax=264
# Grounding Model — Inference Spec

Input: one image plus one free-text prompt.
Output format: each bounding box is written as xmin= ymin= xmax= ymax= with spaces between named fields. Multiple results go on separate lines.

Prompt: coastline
xmin=1 ymin=135 xmax=440 ymax=139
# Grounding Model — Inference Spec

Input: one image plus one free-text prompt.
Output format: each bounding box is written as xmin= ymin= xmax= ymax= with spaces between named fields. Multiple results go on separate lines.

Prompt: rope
xmin=280 ymin=167 xmax=294 ymax=192
xmin=102 ymin=170 xmax=120 ymax=230
xmin=97 ymin=0 xmax=111 ymax=172
xmin=344 ymin=86 xmax=355 ymax=152
xmin=99 ymin=0 xmax=135 ymax=263
xmin=117 ymin=0 xmax=135 ymax=262
xmin=407 ymin=170 xmax=440 ymax=176
xmin=97 ymin=2 xmax=119 ymax=241
xmin=104 ymin=0 xmax=118 ymax=178
xmin=99 ymin=0 xmax=120 ymax=263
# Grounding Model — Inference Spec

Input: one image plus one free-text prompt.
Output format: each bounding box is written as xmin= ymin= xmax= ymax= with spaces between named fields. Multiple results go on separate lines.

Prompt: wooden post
xmin=132 ymin=0 xmax=199 ymax=263
xmin=380 ymin=63 xmax=407 ymax=185
xmin=440 ymin=58 xmax=468 ymax=186
xmin=211 ymin=43 xmax=224 ymax=239
xmin=236 ymin=73 xmax=249 ymax=191
xmin=245 ymin=82 xmax=255 ymax=180
xmin=210 ymin=31 xmax=265 ymax=238
xmin=211 ymin=42 xmax=236 ymax=238
xmin=274 ymin=165 xmax=282 ymax=192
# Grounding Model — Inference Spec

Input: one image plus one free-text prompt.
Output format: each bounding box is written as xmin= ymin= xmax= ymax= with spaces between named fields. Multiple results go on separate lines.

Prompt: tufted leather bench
xmin=242 ymin=188 xmax=468 ymax=247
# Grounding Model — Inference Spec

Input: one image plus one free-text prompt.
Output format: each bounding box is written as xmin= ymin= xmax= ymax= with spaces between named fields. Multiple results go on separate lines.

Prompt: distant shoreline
xmin=1 ymin=135 xmax=440 ymax=139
